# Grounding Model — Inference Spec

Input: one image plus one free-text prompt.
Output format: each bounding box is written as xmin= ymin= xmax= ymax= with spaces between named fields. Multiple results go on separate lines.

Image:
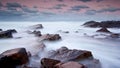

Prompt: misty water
xmin=0 ymin=22 xmax=120 ymax=68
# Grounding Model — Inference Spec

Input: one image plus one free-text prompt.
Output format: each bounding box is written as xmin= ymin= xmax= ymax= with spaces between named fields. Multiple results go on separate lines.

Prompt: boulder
xmin=0 ymin=30 xmax=13 ymax=38
xmin=48 ymin=47 xmax=93 ymax=62
xmin=0 ymin=29 xmax=2 ymax=31
xmin=41 ymin=34 xmax=61 ymax=41
xmin=96 ymin=27 xmax=111 ymax=33
xmin=26 ymin=30 xmax=42 ymax=37
xmin=41 ymin=58 xmax=61 ymax=68
xmin=55 ymin=61 xmax=85 ymax=68
xmin=31 ymin=24 xmax=43 ymax=29
xmin=7 ymin=29 xmax=17 ymax=33
xmin=0 ymin=48 xmax=29 ymax=68
xmin=32 ymin=30 xmax=42 ymax=37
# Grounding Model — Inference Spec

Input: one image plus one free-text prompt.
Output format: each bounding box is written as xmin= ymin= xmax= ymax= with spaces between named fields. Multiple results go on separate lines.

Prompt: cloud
xmin=57 ymin=0 xmax=64 ymax=2
xmin=51 ymin=4 xmax=67 ymax=9
xmin=22 ymin=6 xmax=39 ymax=13
xmin=40 ymin=12 xmax=56 ymax=15
xmin=0 ymin=9 xmax=25 ymax=21
xmin=0 ymin=2 xmax=40 ymax=21
xmin=85 ymin=10 xmax=97 ymax=15
xmin=97 ymin=7 xmax=120 ymax=13
xmin=0 ymin=2 xmax=3 ymax=7
xmin=85 ymin=7 xmax=120 ymax=15
xmin=6 ymin=2 xmax=22 ymax=8
xmin=77 ymin=0 xmax=92 ymax=2
xmin=70 ymin=5 xmax=89 ymax=11
xmin=6 ymin=2 xmax=22 ymax=11
xmin=96 ymin=0 xmax=104 ymax=2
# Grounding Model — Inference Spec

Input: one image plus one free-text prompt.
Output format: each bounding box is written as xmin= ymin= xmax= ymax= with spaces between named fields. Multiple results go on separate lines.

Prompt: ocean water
xmin=0 ymin=22 xmax=120 ymax=68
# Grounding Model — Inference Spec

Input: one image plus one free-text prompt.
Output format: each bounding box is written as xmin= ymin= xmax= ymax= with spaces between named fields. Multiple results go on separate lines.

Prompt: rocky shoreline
xmin=0 ymin=24 xmax=101 ymax=68
xmin=0 ymin=21 xmax=120 ymax=68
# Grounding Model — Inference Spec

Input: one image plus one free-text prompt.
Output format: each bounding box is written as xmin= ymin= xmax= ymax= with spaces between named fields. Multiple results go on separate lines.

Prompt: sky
xmin=0 ymin=0 xmax=120 ymax=21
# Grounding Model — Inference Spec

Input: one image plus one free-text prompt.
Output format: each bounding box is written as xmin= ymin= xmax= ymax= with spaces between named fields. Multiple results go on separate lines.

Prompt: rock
xmin=31 ymin=24 xmax=43 ymax=29
xmin=82 ymin=20 xmax=120 ymax=28
xmin=75 ymin=31 xmax=79 ymax=33
xmin=7 ymin=29 xmax=17 ymax=33
xmin=0 ymin=30 xmax=13 ymax=38
xmin=0 ymin=48 xmax=29 ymax=68
xmin=32 ymin=30 xmax=42 ymax=37
xmin=96 ymin=27 xmax=111 ymax=33
xmin=58 ymin=30 xmax=69 ymax=33
xmin=41 ymin=58 xmax=61 ymax=68
xmin=110 ymin=33 xmax=119 ymax=38
xmin=100 ymin=21 xmax=120 ymax=28
xmin=26 ymin=30 xmax=42 ymax=37
xmin=48 ymin=47 xmax=93 ymax=62
xmin=55 ymin=61 xmax=85 ymax=68
xmin=82 ymin=21 xmax=101 ymax=28
xmin=41 ymin=34 xmax=61 ymax=41
xmin=0 ymin=29 xmax=2 ymax=31
xmin=63 ymin=31 xmax=69 ymax=33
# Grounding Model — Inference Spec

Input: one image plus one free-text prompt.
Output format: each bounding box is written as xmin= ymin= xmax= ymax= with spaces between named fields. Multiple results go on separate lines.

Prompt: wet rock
xmin=14 ymin=37 xmax=22 ymax=39
xmin=82 ymin=21 xmax=101 ymax=28
xmin=31 ymin=24 xmax=43 ymax=29
xmin=110 ymin=33 xmax=119 ymax=38
xmin=55 ymin=61 xmax=85 ymax=68
xmin=82 ymin=20 xmax=120 ymax=28
xmin=32 ymin=30 xmax=42 ymax=37
xmin=26 ymin=30 xmax=42 ymax=37
xmin=7 ymin=29 xmax=17 ymax=33
xmin=0 ymin=30 xmax=13 ymax=38
xmin=63 ymin=31 xmax=69 ymax=33
xmin=41 ymin=58 xmax=61 ymax=68
xmin=0 ymin=48 xmax=29 ymax=68
xmin=75 ymin=31 xmax=79 ymax=33
xmin=0 ymin=29 xmax=2 ymax=31
xmin=41 ymin=34 xmax=61 ymax=41
xmin=58 ymin=30 xmax=69 ymax=33
xmin=48 ymin=47 xmax=93 ymax=61
xmin=100 ymin=21 xmax=120 ymax=28
xmin=96 ymin=27 xmax=111 ymax=33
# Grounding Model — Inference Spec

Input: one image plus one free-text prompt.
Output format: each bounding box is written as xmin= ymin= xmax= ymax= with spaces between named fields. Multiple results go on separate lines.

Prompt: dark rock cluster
xmin=82 ymin=20 xmax=120 ymax=28
xmin=0 ymin=29 xmax=17 ymax=39
xmin=40 ymin=34 xmax=61 ymax=41
xmin=41 ymin=47 xmax=100 ymax=68
xmin=0 ymin=48 xmax=29 ymax=68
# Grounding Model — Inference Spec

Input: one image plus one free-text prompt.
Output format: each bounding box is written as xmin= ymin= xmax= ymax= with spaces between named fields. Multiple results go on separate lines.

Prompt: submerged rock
xmin=41 ymin=58 xmax=85 ymax=68
xmin=41 ymin=58 xmax=60 ymax=68
xmin=96 ymin=27 xmax=111 ymax=33
xmin=26 ymin=30 xmax=42 ymax=37
xmin=41 ymin=34 xmax=61 ymax=41
xmin=0 ymin=30 xmax=13 ymax=38
xmin=55 ymin=61 xmax=85 ymax=68
xmin=30 ymin=24 xmax=43 ymax=29
xmin=48 ymin=47 xmax=93 ymax=61
xmin=32 ymin=30 xmax=42 ymax=37
xmin=7 ymin=29 xmax=17 ymax=33
xmin=109 ymin=33 xmax=120 ymax=38
xmin=47 ymin=47 xmax=101 ymax=68
xmin=0 ymin=48 xmax=29 ymax=68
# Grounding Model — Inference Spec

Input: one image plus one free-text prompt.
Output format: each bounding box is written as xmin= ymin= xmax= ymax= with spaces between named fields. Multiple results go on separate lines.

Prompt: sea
xmin=0 ymin=22 xmax=120 ymax=68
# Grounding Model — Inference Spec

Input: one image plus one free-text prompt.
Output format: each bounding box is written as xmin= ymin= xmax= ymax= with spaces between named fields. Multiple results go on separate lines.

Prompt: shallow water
xmin=0 ymin=22 xmax=120 ymax=68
